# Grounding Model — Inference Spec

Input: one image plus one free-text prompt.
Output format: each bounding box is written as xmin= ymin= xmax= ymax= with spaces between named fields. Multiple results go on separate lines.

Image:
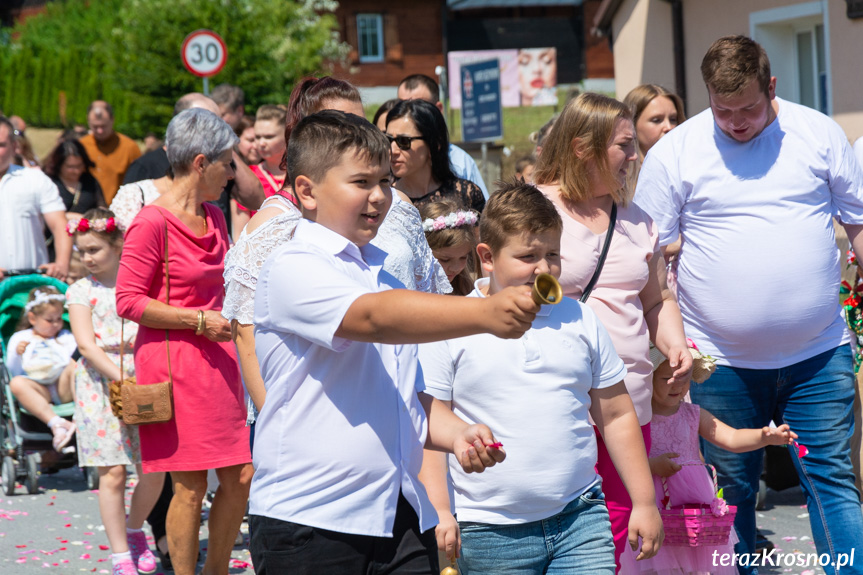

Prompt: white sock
xmin=47 ymin=416 xmax=63 ymax=429
xmin=126 ymin=527 xmax=143 ymax=534
xmin=111 ymin=551 xmax=132 ymax=566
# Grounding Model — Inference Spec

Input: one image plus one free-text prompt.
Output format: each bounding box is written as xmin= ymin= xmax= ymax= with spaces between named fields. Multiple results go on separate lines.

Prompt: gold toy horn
xmin=531 ymin=273 xmax=562 ymax=306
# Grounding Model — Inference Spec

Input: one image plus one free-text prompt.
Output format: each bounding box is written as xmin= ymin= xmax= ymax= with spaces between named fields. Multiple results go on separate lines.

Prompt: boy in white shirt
xmin=418 ymin=182 xmax=663 ymax=574
xmin=249 ymin=111 xmax=540 ymax=574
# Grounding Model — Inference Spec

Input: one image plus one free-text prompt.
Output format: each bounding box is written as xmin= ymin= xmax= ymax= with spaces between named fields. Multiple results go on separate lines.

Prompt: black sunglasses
xmin=385 ymin=134 xmax=423 ymax=151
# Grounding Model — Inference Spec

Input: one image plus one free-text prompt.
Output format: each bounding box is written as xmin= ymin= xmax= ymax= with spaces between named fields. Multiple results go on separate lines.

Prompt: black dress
xmin=403 ymin=177 xmax=485 ymax=214
xmin=52 ymin=174 xmax=105 ymax=214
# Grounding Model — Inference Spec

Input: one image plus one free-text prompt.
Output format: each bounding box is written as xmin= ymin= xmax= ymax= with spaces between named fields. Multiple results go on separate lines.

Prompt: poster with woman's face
xmin=518 ymin=48 xmax=558 ymax=106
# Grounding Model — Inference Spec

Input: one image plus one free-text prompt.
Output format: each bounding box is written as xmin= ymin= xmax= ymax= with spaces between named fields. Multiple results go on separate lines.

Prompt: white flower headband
xmin=422 ymin=210 xmax=478 ymax=233
xmin=25 ymin=290 xmax=66 ymax=313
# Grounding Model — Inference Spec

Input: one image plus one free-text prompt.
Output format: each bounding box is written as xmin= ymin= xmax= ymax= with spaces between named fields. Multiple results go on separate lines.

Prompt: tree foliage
xmin=0 ymin=0 xmax=347 ymax=137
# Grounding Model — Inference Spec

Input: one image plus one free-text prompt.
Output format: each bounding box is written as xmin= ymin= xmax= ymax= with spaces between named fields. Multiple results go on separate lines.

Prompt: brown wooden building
xmin=333 ymin=0 xmax=614 ymax=89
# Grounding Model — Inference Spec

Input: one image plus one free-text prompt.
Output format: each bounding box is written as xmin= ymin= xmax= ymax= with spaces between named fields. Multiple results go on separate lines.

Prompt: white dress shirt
xmin=250 ymin=219 xmax=437 ymax=536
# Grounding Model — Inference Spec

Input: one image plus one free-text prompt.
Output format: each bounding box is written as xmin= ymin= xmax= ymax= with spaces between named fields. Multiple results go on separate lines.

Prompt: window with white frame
xmin=357 ymin=14 xmax=384 ymax=63
xmin=751 ymin=2 xmax=830 ymax=115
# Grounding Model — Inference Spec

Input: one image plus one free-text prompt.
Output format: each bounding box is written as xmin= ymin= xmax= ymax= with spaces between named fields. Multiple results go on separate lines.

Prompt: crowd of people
xmin=1 ymin=34 xmax=863 ymax=575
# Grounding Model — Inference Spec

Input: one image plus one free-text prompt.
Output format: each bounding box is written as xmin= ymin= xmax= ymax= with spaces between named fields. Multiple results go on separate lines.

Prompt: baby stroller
xmin=0 ymin=270 xmax=99 ymax=495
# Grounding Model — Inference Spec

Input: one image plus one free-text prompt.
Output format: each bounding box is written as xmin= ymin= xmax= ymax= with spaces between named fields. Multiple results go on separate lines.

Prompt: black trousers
xmin=147 ymin=475 xmax=173 ymax=543
xmin=249 ymin=494 xmax=438 ymax=575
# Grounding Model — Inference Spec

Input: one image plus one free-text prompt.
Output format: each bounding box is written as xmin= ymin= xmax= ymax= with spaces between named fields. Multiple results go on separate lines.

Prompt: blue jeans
xmin=690 ymin=345 xmax=863 ymax=575
xmin=457 ymin=481 xmax=615 ymax=574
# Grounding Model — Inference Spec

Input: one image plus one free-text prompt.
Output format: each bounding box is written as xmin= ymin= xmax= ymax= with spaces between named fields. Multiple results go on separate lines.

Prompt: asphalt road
xmin=0 ymin=465 xmax=845 ymax=575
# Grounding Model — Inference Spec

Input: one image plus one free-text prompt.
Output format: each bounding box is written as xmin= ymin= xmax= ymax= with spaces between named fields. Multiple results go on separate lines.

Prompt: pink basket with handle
xmin=660 ymin=463 xmax=737 ymax=547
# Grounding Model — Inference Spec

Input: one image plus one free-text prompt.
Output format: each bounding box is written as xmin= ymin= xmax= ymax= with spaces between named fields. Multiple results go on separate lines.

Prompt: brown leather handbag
xmin=113 ymin=212 xmax=175 ymax=425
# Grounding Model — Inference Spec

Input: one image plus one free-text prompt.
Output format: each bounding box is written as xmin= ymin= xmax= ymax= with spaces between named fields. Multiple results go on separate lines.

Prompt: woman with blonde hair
xmin=534 ymin=92 xmax=691 ymax=572
xmin=623 ymin=84 xmax=685 ymax=158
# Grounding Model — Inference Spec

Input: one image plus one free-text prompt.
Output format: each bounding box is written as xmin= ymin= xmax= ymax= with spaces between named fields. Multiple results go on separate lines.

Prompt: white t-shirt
xmin=418 ymin=279 xmax=627 ymax=524
xmin=6 ymin=328 xmax=77 ymax=381
xmin=635 ymin=98 xmax=862 ymax=368
xmin=250 ymin=219 xmax=436 ymax=537
xmin=853 ymin=136 xmax=863 ymax=172
xmin=0 ymin=165 xmax=65 ymax=270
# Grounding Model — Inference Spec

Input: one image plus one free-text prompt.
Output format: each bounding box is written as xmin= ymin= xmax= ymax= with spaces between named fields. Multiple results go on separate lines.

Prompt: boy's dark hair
xmin=480 ymin=179 xmax=562 ymax=254
xmin=287 ymin=110 xmax=390 ymax=185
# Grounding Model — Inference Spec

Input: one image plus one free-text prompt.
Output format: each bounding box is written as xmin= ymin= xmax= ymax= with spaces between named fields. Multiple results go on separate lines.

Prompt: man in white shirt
xmin=0 ymin=116 xmax=71 ymax=281
xmin=635 ymin=35 xmax=863 ymax=575
xmin=398 ymin=74 xmax=489 ymax=198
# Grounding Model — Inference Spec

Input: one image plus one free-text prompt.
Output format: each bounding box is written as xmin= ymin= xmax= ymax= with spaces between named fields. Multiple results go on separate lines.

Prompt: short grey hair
xmin=165 ymin=108 xmax=238 ymax=172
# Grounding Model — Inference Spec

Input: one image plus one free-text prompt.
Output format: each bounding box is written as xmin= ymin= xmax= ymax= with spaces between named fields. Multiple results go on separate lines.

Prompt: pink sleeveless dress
xmin=621 ymin=402 xmax=737 ymax=574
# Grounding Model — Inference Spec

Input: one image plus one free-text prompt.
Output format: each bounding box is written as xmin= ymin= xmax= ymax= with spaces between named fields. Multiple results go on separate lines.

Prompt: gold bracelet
xmin=195 ymin=310 xmax=205 ymax=335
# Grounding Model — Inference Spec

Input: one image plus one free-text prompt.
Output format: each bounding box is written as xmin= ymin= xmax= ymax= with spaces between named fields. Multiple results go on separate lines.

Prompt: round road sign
xmin=181 ymin=30 xmax=227 ymax=78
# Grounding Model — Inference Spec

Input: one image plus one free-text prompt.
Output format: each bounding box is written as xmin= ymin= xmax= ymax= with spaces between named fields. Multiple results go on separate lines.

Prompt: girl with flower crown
xmin=420 ymin=200 xmax=480 ymax=296
xmin=66 ymin=208 xmax=163 ymax=575
xmin=8 ymin=285 xmax=78 ymax=452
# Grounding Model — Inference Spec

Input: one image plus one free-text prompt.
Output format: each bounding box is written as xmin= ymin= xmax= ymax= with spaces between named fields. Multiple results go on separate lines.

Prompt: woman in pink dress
xmin=534 ymin=93 xmax=692 ymax=571
xmin=116 ymin=109 xmax=251 ymax=575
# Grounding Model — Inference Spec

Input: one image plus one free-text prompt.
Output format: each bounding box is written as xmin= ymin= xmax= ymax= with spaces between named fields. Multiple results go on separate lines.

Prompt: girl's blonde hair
xmin=419 ymin=200 xmax=479 ymax=297
xmin=534 ymin=92 xmax=634 ymax=205
xmin=17 ymin=285 xmax=65 ymax=331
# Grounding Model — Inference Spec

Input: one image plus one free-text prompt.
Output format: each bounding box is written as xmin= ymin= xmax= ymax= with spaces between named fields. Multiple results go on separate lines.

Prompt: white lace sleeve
xmin=110 ymin=180 xmax=159 ymax=230
xmin=222 ymin=207 xmax=301 ymax=324
xmin=373 ymin=195 xmax=453 ymax=294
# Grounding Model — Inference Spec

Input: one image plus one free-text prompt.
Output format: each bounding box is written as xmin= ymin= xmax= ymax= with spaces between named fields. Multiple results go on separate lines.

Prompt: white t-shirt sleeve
xmin=829 ymin=132 xmax=863 ymax=225
xmin=38 ymin=176 xmax=65 ymax=214
xmin=417 ymin=340 xmax=455 ymax=401
xmin=584 ymin=305 xmax=627 ymax=389
xmin=254 ymin=244 xmax=373 ymax=352
xmin=635 ymin=143 xmax=685 ymax=247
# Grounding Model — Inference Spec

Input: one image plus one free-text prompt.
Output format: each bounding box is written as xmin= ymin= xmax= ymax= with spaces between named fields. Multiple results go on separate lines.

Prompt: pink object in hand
xmin=487 ymin=442 xmax=503 ymax=449
xmin=794 ymin=441 xmax=809 ymax=458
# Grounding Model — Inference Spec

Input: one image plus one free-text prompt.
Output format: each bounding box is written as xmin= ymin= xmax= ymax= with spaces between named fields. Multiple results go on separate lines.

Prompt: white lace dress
xmin=109 ymin=180 xmax=160 ymax=230
xmin=222 ymin=193 xmax=451 ymax=423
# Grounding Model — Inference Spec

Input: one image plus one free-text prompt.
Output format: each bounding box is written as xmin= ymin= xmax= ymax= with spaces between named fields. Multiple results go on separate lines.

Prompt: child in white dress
xmin=7 ymin=286 xmax=77 ymax=452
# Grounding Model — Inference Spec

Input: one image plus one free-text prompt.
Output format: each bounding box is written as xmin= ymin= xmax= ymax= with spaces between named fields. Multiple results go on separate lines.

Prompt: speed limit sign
xmin=181 ymin=30 xmax=227 ymax=78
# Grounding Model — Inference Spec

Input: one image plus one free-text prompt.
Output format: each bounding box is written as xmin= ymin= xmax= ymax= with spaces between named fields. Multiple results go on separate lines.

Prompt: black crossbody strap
xmin=580 ymin=202 xmax=617 ymax=303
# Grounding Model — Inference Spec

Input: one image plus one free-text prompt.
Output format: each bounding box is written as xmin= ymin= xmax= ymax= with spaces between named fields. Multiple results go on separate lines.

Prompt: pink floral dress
xmin=67 ymin=276 xmax=140 ymax=467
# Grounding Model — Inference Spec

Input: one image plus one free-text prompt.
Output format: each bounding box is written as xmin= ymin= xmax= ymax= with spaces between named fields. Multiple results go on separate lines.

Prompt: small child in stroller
xmin=7 ymin=286 xmax=77 ymax=452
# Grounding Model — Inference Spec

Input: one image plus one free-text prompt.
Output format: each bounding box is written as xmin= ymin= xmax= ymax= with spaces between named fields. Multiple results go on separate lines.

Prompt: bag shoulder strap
xmin=118 ymin=210 xmax=173 ymax=384
xmin=580 ymin=202 xmax=617 ymax=303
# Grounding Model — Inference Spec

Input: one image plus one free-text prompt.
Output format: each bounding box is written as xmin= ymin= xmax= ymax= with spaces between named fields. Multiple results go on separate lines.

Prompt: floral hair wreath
xmin=66 ymin=217 xmax=123 ymax=237
xmin=649 ymin=338 xmax=717 ymax=383
xmin=422 ymin=210 xmax=479 ymax=233
xmin=24 ymin=289 xmax=66 ymax=313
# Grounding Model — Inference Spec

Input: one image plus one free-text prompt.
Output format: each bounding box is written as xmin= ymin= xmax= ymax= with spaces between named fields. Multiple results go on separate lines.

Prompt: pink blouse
xmin=552 ymin=197 xmax=659 ymax=425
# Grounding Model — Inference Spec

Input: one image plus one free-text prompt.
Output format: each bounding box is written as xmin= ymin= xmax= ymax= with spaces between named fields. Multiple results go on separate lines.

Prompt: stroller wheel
xmin=25 ymin=453 xmax=40 ymax=494
xmin=1 ymin=455 xmax=16 ymax=495
xmin=84 ymin=466 xmax=99 ymax=491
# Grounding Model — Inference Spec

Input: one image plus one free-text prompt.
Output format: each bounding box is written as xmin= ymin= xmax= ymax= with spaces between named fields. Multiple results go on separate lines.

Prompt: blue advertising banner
xmin=461 ymin=58 xmax=503 ymax=142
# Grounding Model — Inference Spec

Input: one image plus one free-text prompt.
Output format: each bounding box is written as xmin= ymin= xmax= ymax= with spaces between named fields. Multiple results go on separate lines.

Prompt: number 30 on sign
xmin=181 ymin=30 xmax=227 ymax=78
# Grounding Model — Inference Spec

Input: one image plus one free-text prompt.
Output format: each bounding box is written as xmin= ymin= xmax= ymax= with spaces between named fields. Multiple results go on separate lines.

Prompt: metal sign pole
xmin=481 ymin=142 xmax=489 ymax=189
xmin=203 ymin=77 xmax=210 ymax=96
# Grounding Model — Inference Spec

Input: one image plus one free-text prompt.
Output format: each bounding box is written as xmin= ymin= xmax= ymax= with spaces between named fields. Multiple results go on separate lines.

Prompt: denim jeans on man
xmin=690 ymin=345 xmax=863 ymax=575
xmin=457 ymin=480 xmax=616 ymax=574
